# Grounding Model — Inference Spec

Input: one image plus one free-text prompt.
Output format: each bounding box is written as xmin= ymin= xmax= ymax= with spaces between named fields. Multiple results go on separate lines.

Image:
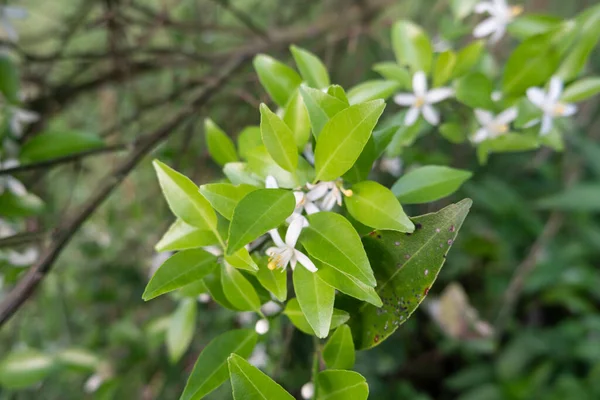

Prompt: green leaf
xmin=143 ymin=249 xmax=218 ymax=300
xmin=227 ymin=189 xmax=296 ymax=255
xmin=181 ymin=329 xmax=258 ymax=400
xmin=0 ymin=192 xmax=44 ymax=218
xmin=20 ymin=131 xmax=104 ymax=163
xmin=299 ymin=85 xmax=348 ymax=138
xmin=237 ymin=126 xmax=263 ymax=161
xmin=346 ymin=80 xmax=401 ymax=105
xmin=293 ymin=265 xmax=335 ymax=338
xmin=508 ymin=15 xmax=564 ymax=39
xmin=199 ymin=183 xmax=256 ymax=220
xmin=315 ymin=259 xmax=382 ymax=307
xmin=54 ymin=348 xmax=100 ymax=372
xmin=179 ymin=280 xmax=208 ymax=298
xmin=259 ymin=103 xmax=298 ymax=172
xmin=253 ymin=54 xmax=302 ymax=107
xmin=301 ymin=212 xmax=376 ymax=286
xmin=392 ymin=20 xmax=433 ymax=73
xmin=433 ymin=51 xmax=457 ymax=87
xmin=451 ymin=41 xmax=484 ymax=79
xmin=450 ymin=0 xmax=478 ymax=20
xmin=316 ymin=370 xmax=368 ymax=400
xmin=0 ymin=349 xmax=55 ymax=389
xmin=203 ymin=268 xmax=237 ymax=310
xmin=327 ymin=85 xmax=350 ymax=105
xmin=167 ymin=298 xmax=196 ymax=363
xmin=283 ymin=90 xmax=311 ymax=150
xmin=204 ymin=118 xmax=238 ymax=166
xmin=322 ymin=325 xmax=355 ymax=370
xmin=225 ymin=247 xmax=259 ymax=272
xmin=228 ymin=354 xmax=294 ymax=400
xmin=343 ymin=125 xmax=399 ymax=183
xmin=561 ymin=77 xmax=600 ymax=102
xmin=290 ymin=45 xmax=330 ymax=89
xmin=221 ymin=263 xmax=262 ymax=311
xmin=153 ymin=160 xmax=218 ymax=233
xmin=256 ymin=256 xmax=287 ymax=302
xmin=537 ymin=184 xmax=600 ymax=211
xmin=346 ymin=180 xmax=414 ymax=232
xmin=455 ymin=72 xmax=494 ymax=109
xmin=314 ymin=100 xmax=386 ymax=181
xmin=439 ymin=122 xmax=467 ymax=144
xmin=246 ymin=145 xmax=314 ymax=188
xmin=503 ymin=34 xmax=561 ymax=96
xmin=0 ymin=55 xmax=20 ymax=103
xmin=372 ymin=62 xmax=411 ymax=87
xmin=350 ymin=199 xmax=472 ymax=349
xmin=223 ymin=162 xmax=263 ymax=186
xmin=283 ymin=298 xmax=349 ymax=336
xmin=155 ymin=219 xmax=219 ymax=252
xmin=391 ymin=165 xmax=472 ymax=204
xmin=476 ymin=133 xmax=540 ymax=164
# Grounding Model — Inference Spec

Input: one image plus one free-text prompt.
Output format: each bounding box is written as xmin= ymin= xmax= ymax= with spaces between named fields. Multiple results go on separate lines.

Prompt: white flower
xmin=473 ymin=0 xmax=523 ymax=43
xmin=471 ymin=107 xmax=518 ymax=143
xmin=6 ymin=247 xmax=39 ymax=266
xmin=266 ymin=218 xmax=317 ymax=272
xmin=0 ymin=159 xmax=27 ymax=197
xmin=305 ymin=179 xmax=353 ymax=211
xmin=84 ymin=373 xmax=104 ymax=394
xmin=301 ymin=382 xmax=315 ymax=399
xmin=526 ymin=76 xmax=577 ymax=135
xmin=9 ymin=107 xmax=39 ymax=137
xmin=393 ymin=71 xmax=454 ymax=126
xmin=379 ymin=156 xmax=403 ymax=177
xmin=255 ymin=319 xmax=269 ymax=335
xmin=303 ymin=142 xmax=315 ymax=165
xmin=261 ymin=300 xmax=282 ymax=316
xmin=0 ymin=6 xmax=27 ymax=42
xmin=266 ymin=175 xmax=320 ymax=223
xmin=248 ymin=343 xmax=268 ymax=368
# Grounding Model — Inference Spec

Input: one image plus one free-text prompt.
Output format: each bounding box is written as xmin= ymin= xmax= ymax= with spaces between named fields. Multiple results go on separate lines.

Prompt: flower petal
xmin=548 ymin=76 xmax=563 ymax=102
xmin=306 ymin=182 xmax=329 ymax=201
xmin=8 ymin=247 xmax=38 ymax=266
xmin=6 ymin=176 xmax=26 ymax=196
xmin=268 ymin=228 xmax=285 ymax=247
xmin=489 ymin=23 xmax=506 ymax=43
xmin=393 ymin=93 xmax=416 ymax=106
xmin=426 ymin=87 xmax=454 ymax=103
xmin=474 ymin=109 xmax=494 ymax=125
xmin=422 ymin=104 xmax=440 ymax=125
xmin=304 ymin=201 xmax=320 ymax=215
xmin=472 ymin=128 xmax=490 ymax=143
xmin=404 ymin=106 xmax=420 ymax=126
xmin=474 ymin=2 xmax=494 ymax=14
xmin=561 ymin=103 xmax=577 ymax=117
xmin=495 ymin=107 xmax=518 ymax=125
xmin=412 ymin=71 xmax=427 ymax=96
xmin=265 ymin=175 xmax=278 ymax=189
xmin=285 ymin=217 xmax=304 ymax=248
xmin=295 ymin=250 xmax=318 ymax=272
xmin=526 ymin=87 xmax=546 ymax=108
xmin=473 ymin=18 xmax=498 ymax=38
xmin=540 ymin=114 xmax=553 ymax=135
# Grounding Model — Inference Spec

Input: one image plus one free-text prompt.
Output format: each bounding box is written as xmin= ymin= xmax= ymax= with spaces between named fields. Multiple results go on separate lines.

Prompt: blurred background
xmin=1 ymin=0 xmax=599 ymax=399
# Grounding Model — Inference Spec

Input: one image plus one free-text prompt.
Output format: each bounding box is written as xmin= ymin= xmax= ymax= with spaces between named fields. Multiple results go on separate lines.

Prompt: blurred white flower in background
xmin=0 ymin=159 xmax=27 ymax=197
xmin=473 ymin=0 xmax=523 ymax=43
xmin=197 ymin=293 xmax=211 ymax=304
xmin=393 ymin=71 xmax=454 ymax=126
xmin=301 ymin=382 xmax=315 ymax=399
xmin=149 ymin=251 xmax=172 ymax=277
xmin=247 ymin=343 xmax=268 ymax=368
xmin=255 ymin=318 xmax=269 ymax=335
xmin=9 ymin=107 xmax=39 ymax=137
xmin=526 ymin=76 xmax=577 ymax=135
xmin=0 ymin=6 xmax=27 ymax=42
xmin=261 ymin=300 xmax=281 ymax=316
xmin=379 ymin=156 xmax=403 ymax=177
xmin=471 ymin=107 xmax=518 ymax=143
xmin=0 ymin=219 xmax=39 ymax=266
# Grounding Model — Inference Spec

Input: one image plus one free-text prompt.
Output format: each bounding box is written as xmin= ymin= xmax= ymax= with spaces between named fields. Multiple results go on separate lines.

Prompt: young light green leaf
xmin=315 ymin=260 xmax=382 ymax=307
xmin=283 ymin=298 xmax=350 ymax=336
xmin=372 ymin=62 xmax=411 ymax=87
xmin=155 ymin=219 xmax=219 ymax=252
xmin=391 ymin=165 xmax=473 ymax=204
xmin=391 ymin=20 xmax=433 ymax=73
xmin=20 ymin=131 xmax=104 ymax=163
xmin=561 ymin=77 xmax=600 ymax=103
xmin=259 ymin=103 xmax=298 ymax=172
xmin=167 ymin=299 xmax=196 ymax=364
xmin=314 ymin=100 xmax=386 ymax=181
xmin=327 ymin=85 xmax=350 ymax=105
xmin=199 ymin=183 xmax=256 ymax=220
xmin=143 ymin=249 xmax=218 ymax=300
xmin=153 ymin=160 xmax=218 ymax=231
xmin=0 ymin=349 xmax=54 ymax=389
xmin=225 ymin=247 xmax=259 ymax=272
xmin=181 ymin=329 xmax=258 ymax=400
xmin=290 ymin=45 xmax=330 ymax=89
xmin=256 ymin=257 xmax=287 ymax=302
xmin=221 ymin=263 xmax=261 ymax=311
xmin=227 ymin=189 xmax=296 ymax=255
xmin=451 ymin=40 xmax=484 ymax=78
xmin=316 ymin=370 xmax=369 ymax=400
xmin=253 ymin=54 xmax=302 ymax=107
xmin=246 ymin=145 xmax=314 ymax=188
xmin=300 ymin=212 xmax=376 ymax=287
xmin=299 ymin=85 xmax=349 ymax=138
xmin=293 ymin=265 xmax=335 ymax=338
xmin=228 ymin=354 xmax=295 ymax=400
xmin=223 ymin=162 xmax=264 ymax=187
xmin=351 ymin=199 xmax=472 ymax=349
xmin=433 ymin=51 xmax=457 ymax=87
xmin=204 ymin=118 xmax=238 ymax=166
xmin=346 ymin=80 xmax=401 ymax=105
xmin=237 ymin=126 xmax=263 ymax=160
xmin=283 ymin=90 xmax=311 ymax=150
xmin=322 ymin=325 xmax=355 ymax=370
xmin=343 ymin=125 xmax=399 ymax=183
xmin=203 ymin=268 xmax=237 ymax=310
xmin=346 ymin=180 xmax=414 ymax=232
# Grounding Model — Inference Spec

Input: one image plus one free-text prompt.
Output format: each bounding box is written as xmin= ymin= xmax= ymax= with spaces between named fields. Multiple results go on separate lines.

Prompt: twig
xmin=0 ymin=231 xmax=49 ymax=249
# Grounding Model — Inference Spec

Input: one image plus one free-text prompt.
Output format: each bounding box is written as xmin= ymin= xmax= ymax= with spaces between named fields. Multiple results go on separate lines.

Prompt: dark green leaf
xmin=20 ymin=131 xmax=104 ymax=163
xmin=0 ymin=54 xmax=20 ymax=103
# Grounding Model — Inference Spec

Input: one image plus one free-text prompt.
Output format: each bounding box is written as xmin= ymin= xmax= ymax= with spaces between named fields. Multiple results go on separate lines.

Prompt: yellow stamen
xmin=268 ymin=260 xmax=278 ymax=270
xmin=553 ymin=103 xmax=566 ymax=115
xmin=341 ymin=188 xmax=353 ymax=197
xmin=492 ymin=124 xmax=509 ymax=134
xmin=414 ymin=97 xmax=425 ymax=108
xmin=510 ymin=6 xmax=523 ymax=17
